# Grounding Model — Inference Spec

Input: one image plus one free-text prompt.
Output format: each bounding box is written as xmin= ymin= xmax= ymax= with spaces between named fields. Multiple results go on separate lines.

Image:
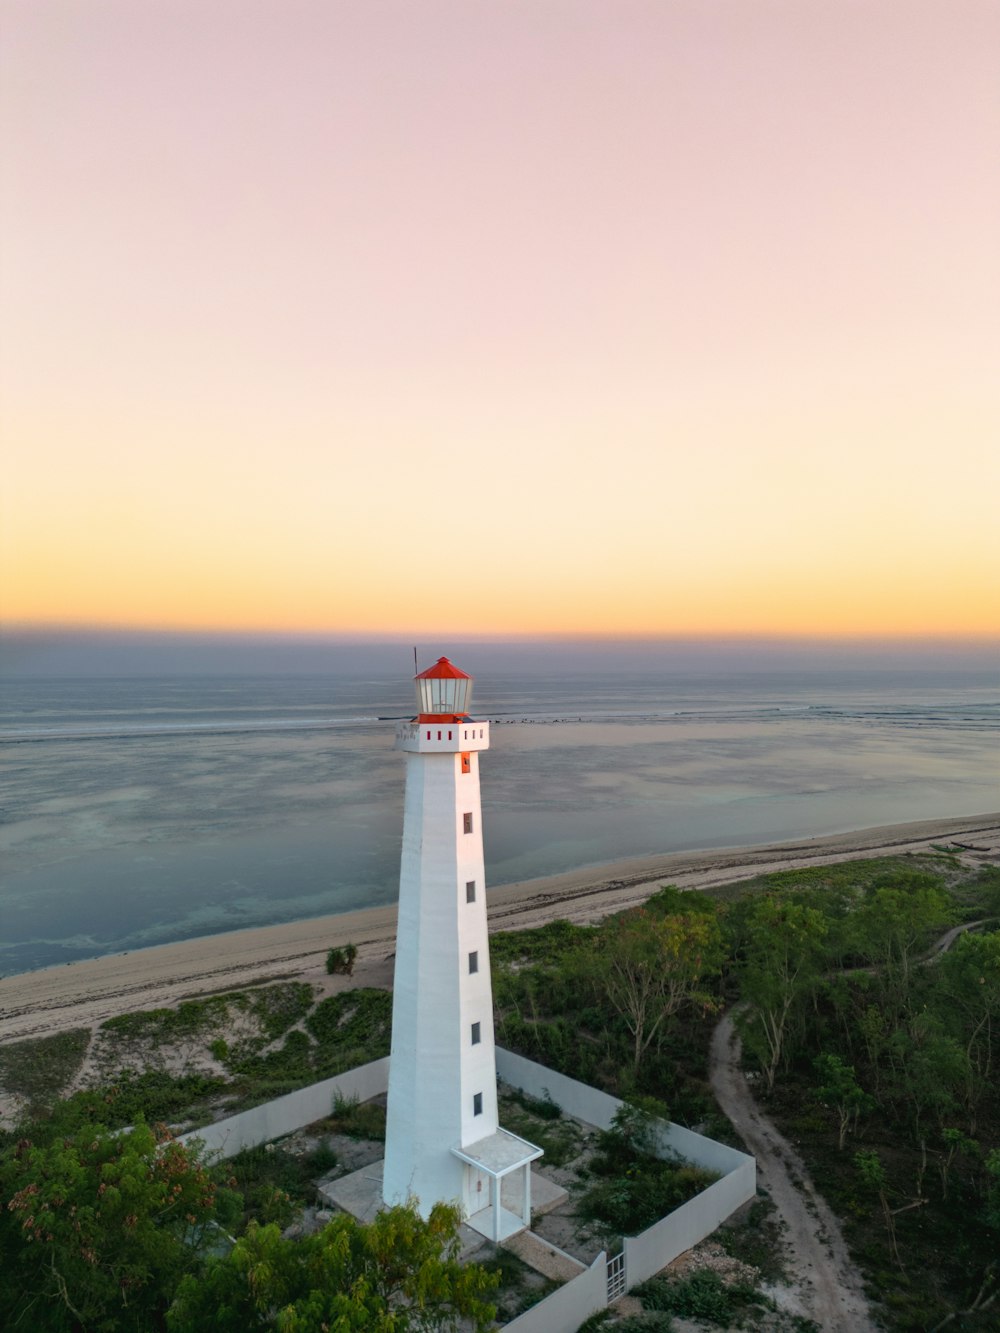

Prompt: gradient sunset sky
xmin=2 ymin=1 xmax=998 ymax=639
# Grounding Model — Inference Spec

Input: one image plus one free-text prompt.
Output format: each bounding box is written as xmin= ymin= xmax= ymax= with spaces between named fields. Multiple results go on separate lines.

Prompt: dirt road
xmin=709 ymin=1012 xmax=877 ymax=1332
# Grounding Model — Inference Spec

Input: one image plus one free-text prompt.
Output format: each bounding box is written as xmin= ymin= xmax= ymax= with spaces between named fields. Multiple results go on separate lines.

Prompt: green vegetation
xmin=166 ymin=1202 xmax=497 ymax=1333
xmin=0 ymin=1027 xmax=90 ymax=1108
xmin=635 ymin=1269 xmax=772 ymax=1326
xmin=492 ymin=886 xmax=723 ymax=1122
xmin=491 ymin=855 xmax=999 ymax=1329
xmin=0 ymin=1115 xmax=495 ymax=1332
xmin=724 ymin=861 xmax=1000 ymax=1330
xmin=326 ymin=941 xmax=358 ymax=974
xmin=2 ymin=850 xmax=995 ymax=1330
xmin=576 ymin=1104 xmax=717 ymax=1237
xmin=481 ymin=1245 xmax=561 ymax=1322
xmin=221 ymin=1141 xmax=339 ymax=1233
xmin=498 ymin=1087 xmax=584 ymax=1167
xmin=328 ymin=1091 xmax=387 ymax=1140
xmin=0 ymin=1119 xmax=227 ymax=1331
xmin=101 ymin=981 xmax=314 ymax=1049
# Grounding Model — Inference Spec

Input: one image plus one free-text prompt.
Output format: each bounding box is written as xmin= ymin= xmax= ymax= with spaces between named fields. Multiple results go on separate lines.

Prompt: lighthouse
xmin=382 ymin=657 xmax=541 ymax=1241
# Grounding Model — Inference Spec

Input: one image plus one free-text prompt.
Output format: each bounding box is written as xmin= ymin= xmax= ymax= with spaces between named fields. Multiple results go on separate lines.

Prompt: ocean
xmin=1 ymin=639 xmax=997 ymax=977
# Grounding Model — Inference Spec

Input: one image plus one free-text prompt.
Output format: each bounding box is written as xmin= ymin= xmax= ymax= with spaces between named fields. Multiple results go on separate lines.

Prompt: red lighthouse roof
xmin=413 ymin=657 xmax=473 ymax=720
xmin=415 ymin=656 xmax=472 ymax=681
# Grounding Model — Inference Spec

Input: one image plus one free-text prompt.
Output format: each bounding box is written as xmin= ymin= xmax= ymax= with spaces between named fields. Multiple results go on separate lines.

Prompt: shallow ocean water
xmin=1 ymin=643 xmax=996 ymax=975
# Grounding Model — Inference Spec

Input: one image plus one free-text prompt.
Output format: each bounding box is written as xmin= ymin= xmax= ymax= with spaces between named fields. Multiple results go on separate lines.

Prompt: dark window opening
xmin=463 ymin=812 xmax=473 ymax=834
xmin=473 ymin=1092 xmax=483 ymax=1116
xmin=468 ymin=950 xmax=478 ymax=974
xmin=471 ymin=1022 xmax=481 ymax=1045
xmin=466 ymin=881 xmax=476 ymax=903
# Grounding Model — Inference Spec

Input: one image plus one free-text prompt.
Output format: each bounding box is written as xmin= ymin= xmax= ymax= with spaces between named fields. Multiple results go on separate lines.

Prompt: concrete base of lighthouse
xmin=322 ymin=1154 xmax=567 ymax=1250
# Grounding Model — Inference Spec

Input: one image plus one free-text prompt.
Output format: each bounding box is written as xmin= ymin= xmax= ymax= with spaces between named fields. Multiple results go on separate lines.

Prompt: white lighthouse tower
xmin=382 ymin=657 xmax=541 ymax=1241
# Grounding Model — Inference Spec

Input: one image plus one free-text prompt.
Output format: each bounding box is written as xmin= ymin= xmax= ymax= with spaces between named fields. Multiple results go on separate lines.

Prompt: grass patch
xmin=219 ymin=1141 xmax=339 ymax=1232
xmin=635 ymin=1269 xmax=772 ymax=1326
xmin=0 ymin=1028 xmax=90 ymax=1107
xmin=715 ymin=1195 xmax=787 ymax=1285
xmin=328 ymin=1092 xmax=386 ymax=1141
xmin=497 ymin=1089 xmax=584 ymax=1167
xmin=100 ymin=981 xmax=314 ymax=1054
xmin=305 ymin=989 xmax=392 ymax=1071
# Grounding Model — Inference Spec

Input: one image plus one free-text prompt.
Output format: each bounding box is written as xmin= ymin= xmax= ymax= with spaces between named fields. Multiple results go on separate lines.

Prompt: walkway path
xmin=709 ymin=1012 xmax=877 ymax=1332
xmin=708 ymin=918 xmax=992 ymax=1331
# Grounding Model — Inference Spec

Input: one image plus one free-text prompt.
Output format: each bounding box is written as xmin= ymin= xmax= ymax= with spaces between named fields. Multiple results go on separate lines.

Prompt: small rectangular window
xmin=460 ymin=752 xmax=471 ymax=774
xmin=468 ymin=950 xmax=478 ymax=974
xmin=473 ymin=1092 xmax=483 ymax=1116
xmin=471 ymin=1021 xmax=481 ymax=1045
xmin=437 ymin=730 xmax=442 ymax=740
xmin=466 ymin=881 xmax=476 ymax=903
xmin=463 ymin=812 xmax=473 ymax=834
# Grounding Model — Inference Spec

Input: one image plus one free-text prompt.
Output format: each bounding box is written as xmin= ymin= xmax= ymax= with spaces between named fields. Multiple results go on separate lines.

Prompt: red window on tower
xmin=460 ymin=752 xmax=471 ymax=774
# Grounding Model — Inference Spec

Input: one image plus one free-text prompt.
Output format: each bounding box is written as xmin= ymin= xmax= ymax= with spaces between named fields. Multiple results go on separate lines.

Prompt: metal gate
xmin=607 ymin=1251 xmax=626 ymax=1303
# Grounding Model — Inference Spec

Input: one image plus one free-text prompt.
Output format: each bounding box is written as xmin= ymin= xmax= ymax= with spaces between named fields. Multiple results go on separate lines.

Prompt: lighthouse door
xmin=464 ymin=1165 xmax=491 ymax=1221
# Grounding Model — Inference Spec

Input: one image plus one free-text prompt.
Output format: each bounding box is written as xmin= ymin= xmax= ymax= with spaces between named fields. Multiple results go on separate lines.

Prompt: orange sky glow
xmin=2 ymin=1 xmax=998 ymax=639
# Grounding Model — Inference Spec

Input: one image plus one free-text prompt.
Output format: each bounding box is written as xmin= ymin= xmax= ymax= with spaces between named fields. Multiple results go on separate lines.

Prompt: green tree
xmin=0 ymin=1119 xmax=224 ymax=1332
xmin=166 ymin=1202 xmax=497 ymax=1333
xmin=883 ymin=1012 xmax=968 ymax=1141
xmin=739 ymin=897 xmax=828 ymax=1090
xmin=599 ymin=907 xmax=723 ymax=1074
xmin=813 ymin=1052 xmax=873 ymax=1149
xmin=936 ymin=931 xmax=1000 ymax=1127
xmin=849 ymin=876 xmax=951 ymax=1015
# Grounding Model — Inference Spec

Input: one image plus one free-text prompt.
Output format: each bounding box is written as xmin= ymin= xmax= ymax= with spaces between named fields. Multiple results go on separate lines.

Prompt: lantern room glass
xmin=416 ymin=674 xmax=472 ymax=716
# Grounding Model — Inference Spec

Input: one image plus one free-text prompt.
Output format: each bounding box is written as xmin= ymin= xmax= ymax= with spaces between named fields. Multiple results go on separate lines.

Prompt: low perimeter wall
xmin=495 ymin=1048 xmax=756 ymax=1321
xmin=502 ymin=1253 xmax=607 ymax=1333
xmin=179 ymin=1056 xmax=390 ymax=1160
xmin=180 ymin=1047 xmax=755 ymax=1332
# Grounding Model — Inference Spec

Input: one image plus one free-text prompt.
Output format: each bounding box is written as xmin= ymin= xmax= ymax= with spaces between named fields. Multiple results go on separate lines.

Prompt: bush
xmin=507 ymin=1087 xmax=562 ymax=1120
xmin=326 ymin=943 xmax=358 ymax=975
xmin=635 ymin=1269 xmax=770 ymax=1323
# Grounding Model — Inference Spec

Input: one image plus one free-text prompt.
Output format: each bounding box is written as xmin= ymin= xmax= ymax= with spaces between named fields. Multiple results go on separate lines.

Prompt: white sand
xmin=1 ymin=813 xmax=997 ymax=1047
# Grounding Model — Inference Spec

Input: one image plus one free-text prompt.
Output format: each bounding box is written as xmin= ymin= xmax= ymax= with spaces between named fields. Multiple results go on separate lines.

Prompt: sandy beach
xmin=1 ymin=812 xmax=997 ymax=1048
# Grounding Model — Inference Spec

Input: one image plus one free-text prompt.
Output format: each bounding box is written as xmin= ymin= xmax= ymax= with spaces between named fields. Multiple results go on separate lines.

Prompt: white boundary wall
xmin=496 ymin=1048 xmax=756 ymax=1321
xmin=179 ymin=1057 xmax=390 ymax=1160
xmin=178 ymin=1047 xmax=755 ymax=1332
xmin=502 ymin=1253 xmax=608 ymax=1333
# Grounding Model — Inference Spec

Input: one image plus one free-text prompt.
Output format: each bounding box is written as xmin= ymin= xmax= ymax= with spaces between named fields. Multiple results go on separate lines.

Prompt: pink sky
xmin=2 ymin=1 xmax=998 ymax=636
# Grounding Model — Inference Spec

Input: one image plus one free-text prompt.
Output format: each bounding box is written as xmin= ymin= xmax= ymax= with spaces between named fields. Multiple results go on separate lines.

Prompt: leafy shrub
xmin=507 ymin=1086 xmax=562 ymax=1121
xmin=636 ymin=1269 xmax=769 ymax=1323
xmin=576 ymin=1312 xmax=614 ymax=1332
xmin=579 ymin=1105 xmax=716 ymax=1236
xmin=326 ymin=943 xmax=358 ymax=975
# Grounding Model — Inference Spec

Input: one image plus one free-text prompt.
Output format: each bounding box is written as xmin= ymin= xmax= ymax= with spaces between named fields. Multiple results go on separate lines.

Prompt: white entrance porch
xmin=452 ymin=1127 xmax=543 ymax=1243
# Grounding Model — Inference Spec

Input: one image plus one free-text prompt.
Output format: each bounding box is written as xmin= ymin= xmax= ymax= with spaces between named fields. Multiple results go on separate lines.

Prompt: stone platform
xmin=319 ymin=1158 xmax=569 ymax=1269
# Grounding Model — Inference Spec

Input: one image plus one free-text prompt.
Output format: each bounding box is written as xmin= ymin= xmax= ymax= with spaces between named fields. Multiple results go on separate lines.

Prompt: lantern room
xmin=414 ymin=656 xmax=473 ymax=719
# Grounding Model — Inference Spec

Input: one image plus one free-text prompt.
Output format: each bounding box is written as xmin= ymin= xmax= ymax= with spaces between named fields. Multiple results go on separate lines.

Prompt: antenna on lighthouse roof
xmin=413 ymin=645 xmax=418 ymax=676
